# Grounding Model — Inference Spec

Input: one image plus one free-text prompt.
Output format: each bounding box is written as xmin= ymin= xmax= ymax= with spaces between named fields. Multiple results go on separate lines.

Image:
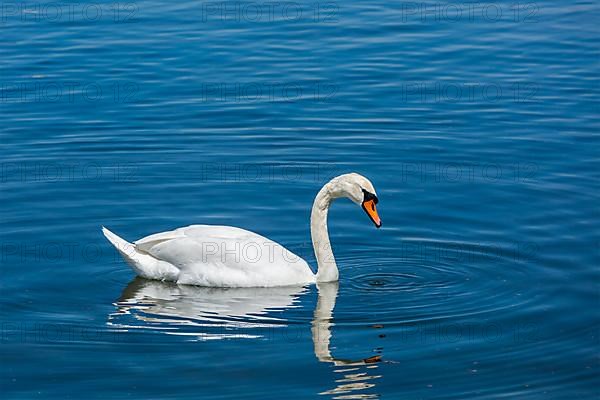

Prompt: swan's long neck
xmin=311 ymin=182 xmax=338 ymax=282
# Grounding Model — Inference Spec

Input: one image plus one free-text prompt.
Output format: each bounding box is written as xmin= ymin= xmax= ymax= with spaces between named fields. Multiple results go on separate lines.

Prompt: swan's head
xmin=328 ymin=173 xmax=382 ymax=228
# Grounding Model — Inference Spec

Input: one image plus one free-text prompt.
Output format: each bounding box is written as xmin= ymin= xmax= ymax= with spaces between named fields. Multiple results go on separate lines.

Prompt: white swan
xmin=102 ymin=173 xmax=381 ymax=287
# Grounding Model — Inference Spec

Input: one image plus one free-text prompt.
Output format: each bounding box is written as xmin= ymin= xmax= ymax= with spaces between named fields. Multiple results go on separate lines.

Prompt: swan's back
xmin=105 ymin=225 xmax=315 ymax=287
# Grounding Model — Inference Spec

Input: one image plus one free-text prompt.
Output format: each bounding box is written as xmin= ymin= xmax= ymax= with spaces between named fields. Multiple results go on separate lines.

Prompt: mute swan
xmin=102 ymin=173 xmax=381 ymax=287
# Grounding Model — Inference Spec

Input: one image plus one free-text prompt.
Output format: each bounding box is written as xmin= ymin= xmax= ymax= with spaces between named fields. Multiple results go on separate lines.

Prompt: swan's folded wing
xmin=134 ymin=225 xmax=243 ymax=253
xmin=135 ymin=224 xmax=314 ymax=287
xmin=134 ymin=225 xmax=269 ymax=270
xmin=135 ymin=229 xmax=185 ymax=253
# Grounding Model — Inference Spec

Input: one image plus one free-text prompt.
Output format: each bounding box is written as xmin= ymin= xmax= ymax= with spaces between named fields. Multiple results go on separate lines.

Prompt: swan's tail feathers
xmin=102 ymin=226 xmax=141 ymax=272
xmin=101 ymin=226 xmax=179 ymax=281
xmin=102 ymin=226 xmax=132 ymax=253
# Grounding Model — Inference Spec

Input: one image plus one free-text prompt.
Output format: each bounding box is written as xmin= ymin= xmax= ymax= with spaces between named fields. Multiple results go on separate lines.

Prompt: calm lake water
xmin=1 ymin=0 xmax=599 ymax=398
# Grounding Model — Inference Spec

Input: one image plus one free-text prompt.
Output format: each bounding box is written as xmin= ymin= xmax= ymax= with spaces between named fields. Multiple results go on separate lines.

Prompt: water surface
xmin=1 ymin=0 xmax=599 ymax=398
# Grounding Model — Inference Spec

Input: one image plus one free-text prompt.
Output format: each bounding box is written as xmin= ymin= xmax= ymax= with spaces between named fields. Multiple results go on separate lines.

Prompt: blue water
xmin=1 ymin=0 xmax=599 ymax=398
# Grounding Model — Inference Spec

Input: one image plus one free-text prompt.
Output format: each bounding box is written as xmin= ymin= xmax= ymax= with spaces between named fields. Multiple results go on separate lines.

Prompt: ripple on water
xmin=339 ymin=239 xmax=534 ymax=324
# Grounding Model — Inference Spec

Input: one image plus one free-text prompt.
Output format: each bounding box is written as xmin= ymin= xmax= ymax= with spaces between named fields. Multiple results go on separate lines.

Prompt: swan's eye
xmin=362 ymin=189 xmax=379 ymax=204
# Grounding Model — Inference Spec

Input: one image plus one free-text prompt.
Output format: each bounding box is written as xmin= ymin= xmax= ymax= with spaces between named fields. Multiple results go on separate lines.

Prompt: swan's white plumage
xmin=102 ymin=173 xmax=380 ymax=287
xmin=103 ymin=225 xmax=315 ymax=287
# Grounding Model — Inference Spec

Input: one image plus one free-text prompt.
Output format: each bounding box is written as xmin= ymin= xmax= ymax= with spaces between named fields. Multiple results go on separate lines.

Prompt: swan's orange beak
xmin=362 ymin=199 xmax=382 ymax=228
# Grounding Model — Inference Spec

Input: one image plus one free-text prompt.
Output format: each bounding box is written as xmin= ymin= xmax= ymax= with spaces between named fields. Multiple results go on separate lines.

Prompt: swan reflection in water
xmin=109 ymin=278 xmax=383 ymax=398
